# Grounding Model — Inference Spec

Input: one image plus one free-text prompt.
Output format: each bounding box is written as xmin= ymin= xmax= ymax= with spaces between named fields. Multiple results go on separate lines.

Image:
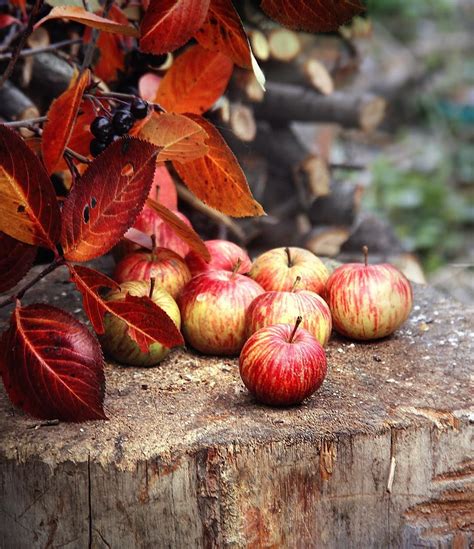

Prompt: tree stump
xmin=0 ymin=263 xmax=472 ymax=548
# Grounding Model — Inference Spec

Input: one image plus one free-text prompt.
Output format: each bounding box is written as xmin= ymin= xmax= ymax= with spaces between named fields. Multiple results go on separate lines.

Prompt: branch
xmin=0 ymin=257 xmax=66 ymax=309
xmin=1 ymin=116 xmax=47 ymax=127
xmin=80 ymin=0 xmax=114 ymax=72
xmin=0 ymin=0 xmax=44 ymax=89
xmin=0 ymin=39 xmax=83 ymax=62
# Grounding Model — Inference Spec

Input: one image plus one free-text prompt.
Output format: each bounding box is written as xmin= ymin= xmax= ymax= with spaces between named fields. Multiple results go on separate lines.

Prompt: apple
xmin=178 ymin=269 xmax=264 ymax=355
xmin=245 ymin=278 xmax=332 ymax=346
xmin=249 ymin=247 xmax=329 ymax=295
xmin=239 ymin=317 xmax=327 ymax=406
xmin=100 ymin=280 xmax=181 ymax=366
xmin=185 ymin=239 xmax=252 ymax=277
xmin=113 ymin=246 xmax=191 ymax=298
xmin=325 ymin=246 xmax=413 ymax=340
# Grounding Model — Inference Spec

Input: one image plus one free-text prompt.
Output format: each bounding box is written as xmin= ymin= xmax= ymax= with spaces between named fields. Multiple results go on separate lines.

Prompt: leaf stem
xmin=0 ymin=257 xmax=66 ymax=309
xmin=288 ymin=316 xmax=303 ymax=344
xmin=64 ymin=148 xmax=92 ymax=165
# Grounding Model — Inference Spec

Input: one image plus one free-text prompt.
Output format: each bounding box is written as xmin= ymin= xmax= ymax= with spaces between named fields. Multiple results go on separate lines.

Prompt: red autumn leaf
xmin=8 ymin=0 xmax=26 ymax=17
xmin=35 ymin=6 xmax=139 ymax=37
xmin=0 ymin=125 xmax=60 ymax=249
xmin=61 ymin=137 xmax=159 ymax=262
xmin=260 ymin=0 xmax=365 ymax=32
xmin=146 ymin=197 xmax=211 ymax=261
xmin=139 ymin=112 xmax=209 ymax=162
xmin=195 ymin=0 xmax=251 ymax=68
xmin=139 ymin=0 xmax=210 ymax=55
xmin=149 ymin=164 xmax=178 ymax=210
xmin=42 ymin=70 xmax=90 ymax=175
xmin=155 ymin=44 xmax=234 ymax=114
xmin=0 ymin=232 xmax=37 ymax=293
xmin=68 ymin=264 xmax=184 ymax=351
xmin=0 ymin=15 xmax=21 ymax=28
xmin=0 ymin=303 xmax=106 ymax=421
xmin=173 ymin=115 xmax=265 ymax=217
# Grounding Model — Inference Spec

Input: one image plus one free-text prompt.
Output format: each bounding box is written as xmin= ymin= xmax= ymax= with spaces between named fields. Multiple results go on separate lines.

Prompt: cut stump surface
xmin=0 ymin=262 xmax=473 ymax=548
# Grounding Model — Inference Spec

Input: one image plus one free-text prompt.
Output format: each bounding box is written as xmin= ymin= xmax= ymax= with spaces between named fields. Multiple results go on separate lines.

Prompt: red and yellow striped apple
xmin=245 ymin=281 xmax=332 ymax=346
xmin=100 ymin=280 xmax=181 ymax=366
xmin=185 ymin=239 xmax=252 ymax=277
xmin=178 ymin=270 xmax=264 ymax=356
xmin=249 ymin=247 xmax=329 ymax=295
xmin=113 ymin=247 xmax=191 ymax=298
xmin=326 ymin=247 xmax=413 ymax=340
xmin=239 ymin=317 xmax=327 ymax=406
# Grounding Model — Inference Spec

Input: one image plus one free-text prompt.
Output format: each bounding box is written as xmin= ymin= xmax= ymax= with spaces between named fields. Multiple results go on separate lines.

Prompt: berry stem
xmin=285 ymin=247 xmax=292 ymax=267
xmin=149 ymin=277 xmax=156 ymax=299
xmin=291 ymin=276 xmax=301 ymax=292
xmin=289 ymin=316 xmax=303 ymax=344
xmin=362 ymin=245 xmax=369 ymax=267
xmin=230 ymin=258 xmax=242 ymax=280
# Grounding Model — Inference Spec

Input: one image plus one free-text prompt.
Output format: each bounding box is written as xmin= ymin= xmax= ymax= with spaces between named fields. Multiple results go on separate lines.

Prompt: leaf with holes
xmin=155 ymin=44 xmax=234 ymax=114
xmin=0 ymin=232 xmax=37 ymax=293
xmin=61 ymin=137 xmax=159 ymax=262
xmin=260 ymin=0 xmax=365 ymax=32
xmin=35 ymin=6 xmax=139 ymax=36
xmin=0 ymin=303 xmax=106 ymax=421
xmin=0 ymin=125 xmax=60 ymax=249
xmin=195 ymin=0 xmax=251 ymax=68
xmin=140 ymin=0 xmax=210 ymax=55
xmin=146 ymin=198 xmax=210 ymax=261
xmin=68 ymin=264 xmax=184 ymax=350
xmin=42 ymin=69 xmax=91 ymax=175
xmin=173 ymin=115 xmax=264 ymax=217
xmin=139 ymin=112 xmax=209 ymax=162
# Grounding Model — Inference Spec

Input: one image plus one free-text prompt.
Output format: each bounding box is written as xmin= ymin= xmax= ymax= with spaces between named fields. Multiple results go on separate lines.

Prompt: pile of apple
xmin=104 ymin=196 xmax=413 ymax=407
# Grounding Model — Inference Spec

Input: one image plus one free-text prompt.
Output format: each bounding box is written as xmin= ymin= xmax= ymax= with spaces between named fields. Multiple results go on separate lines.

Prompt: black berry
xmin=90 ymin=116 xmax=112 ymax=142
xmin=131 ymin=98 xmax=148 ymax=119
xmin=113 ymin=110 xmax=135 ymax=135
xmin=90 ymin=138 xmax=107 ymax=157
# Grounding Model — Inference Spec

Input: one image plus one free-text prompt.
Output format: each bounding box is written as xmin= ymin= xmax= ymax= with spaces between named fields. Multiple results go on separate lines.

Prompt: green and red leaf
xmin=0 ymin=232 xmax=37 ymax=293
xmin=0 ymin=125 xmax=60 ymax=249
xmin=140 ymin=0 xmax=210 ymax=55
xmin=195 ymin=0 xmax=251 ymax=68
xmin=155 ymin=44 xmax=233 ymax=114
xmin=0 ymin=303 xmax=106 ymax=421
xmin=139 ymin=112 xmax=209 ymax=162
xmin=60 ymin=137 xmax=159 ymax=262
xmin=42 ymin=69 xmax=91 ymax=175
xmin=146 ymin=198 xmax=210 ymax=260
xmin=173 ymin=115 xmax=265 ymax=217
xmin=260 ymin=0 xmax=365 ymax=32
xmin=35 ymin=6 xmax=139 ymax=37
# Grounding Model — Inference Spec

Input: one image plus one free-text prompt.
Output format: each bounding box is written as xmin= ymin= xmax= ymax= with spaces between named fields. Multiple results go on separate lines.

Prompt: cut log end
xmin=300 ymin=156 xmax=331 ymax=199
xmin=304 ymin=226 xmax=350 ymax=257
xmin=248 ymin=29 xmax=270 ymax=61
xmin=229 ymin=104 xmax=257 ymax=142
xmin=359 ymin=95 xmax=387 ymax=132
xmin=267 ymin=28 xmax=302 ymax=62
xmin=304 ymin=59 xmax=334 ymax=95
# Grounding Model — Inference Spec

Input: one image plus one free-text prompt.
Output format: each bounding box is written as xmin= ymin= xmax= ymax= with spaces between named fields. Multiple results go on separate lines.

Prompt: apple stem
xmin=362 ymin=245 xmax=368 ymax=267
xmin=289 ymin=316 xmax=303 ymax=344
xmin=231 ymin=258 xmax=242 ymax=280
xmin=291 ymin=276 xmax=301 ymax=292
xmin=149 ymin=277 xmax=156 ymax=299
xmin=151 ymin=234 xmax=156 ymax=261
xmin=285 ymin=247 xmax=292 ymax=267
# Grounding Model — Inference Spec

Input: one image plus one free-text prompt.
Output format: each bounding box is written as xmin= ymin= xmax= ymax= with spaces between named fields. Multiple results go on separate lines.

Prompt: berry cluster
xmin=89 ymin=98 xmax=149 ymax=157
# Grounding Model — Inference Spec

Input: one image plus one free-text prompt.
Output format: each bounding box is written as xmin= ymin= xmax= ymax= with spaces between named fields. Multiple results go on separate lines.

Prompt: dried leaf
xmin=139 ymin=112 xmax=209 ymax=162
xmin=0 ymin=303 xmax=106 ymax=421
xmin=35 ymin=6 xmax=139 ymax=36
xmin=173 ymin=115 xmax=265 ymax=217
xmin=140 ymin=0 xmax=210 ymax=55
xmin=42 ymin=69 xmax=90 ymax=174
xmin=260 ymin=0 xmax=365 ymax=32
xmin=195 ymin=0 xmax=251 ymax=68
xmin=146 ymin=198 xmax=210 ymax=261
xmin=61 ymin=137 xmax=159 ymax=262
xmin=0 ymin=125 xmax=60 ymax=249
xmin=155 ymin=44 xmax=233 ymax=114
xmin=68 ymin=264 xmax=183 ymax=350
xmin=0 ymin=232 xmax=37 ymax=293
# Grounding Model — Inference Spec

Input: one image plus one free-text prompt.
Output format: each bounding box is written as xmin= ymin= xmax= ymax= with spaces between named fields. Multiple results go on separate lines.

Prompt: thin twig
xmin=0 ymin=0 xmax=44 ymax=89
xmin=0 ymin=39 xmax=83 ymax=61
xmin=65 ymin=148 xmax=91 ymax=164
xmin=80 ymin=0 xmax=114 ymax=72
xmin=1 ymin=116 xmax=47 ymax=128
xmin=0 ymin=257 xmax=66 ymax=309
